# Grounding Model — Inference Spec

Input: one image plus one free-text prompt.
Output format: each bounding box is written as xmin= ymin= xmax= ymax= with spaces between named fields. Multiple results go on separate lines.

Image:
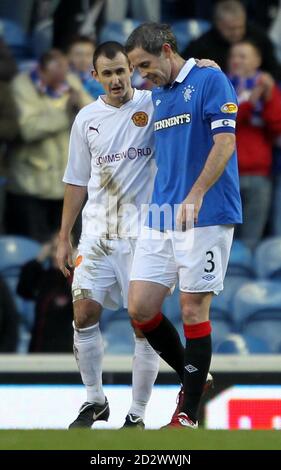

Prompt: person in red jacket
xmin=228 ymin=39 xmax=281 ymax=248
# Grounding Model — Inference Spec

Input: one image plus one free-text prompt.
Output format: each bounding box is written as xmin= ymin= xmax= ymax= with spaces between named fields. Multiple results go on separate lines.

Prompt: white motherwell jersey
xmin=63 ymin=89 xmax=156 ymax=239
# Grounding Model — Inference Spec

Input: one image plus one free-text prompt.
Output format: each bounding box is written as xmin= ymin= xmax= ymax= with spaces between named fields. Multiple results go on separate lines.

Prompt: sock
xmin=128 ymin=337 xmax=160 ymax=419
xmin=133 ymin=312 xmax=184 ymax=382
xmin=182 ymin=321 xmax=212 ymax=423
xmin=73 ymin=322 xmax=105 ymax=405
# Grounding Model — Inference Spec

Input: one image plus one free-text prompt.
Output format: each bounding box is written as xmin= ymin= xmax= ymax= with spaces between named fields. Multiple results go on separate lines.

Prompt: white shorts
xmin=72 ymin=237 xmax=136 ymax=309
xmin=130 ymin=225 xmax=234 ymax=294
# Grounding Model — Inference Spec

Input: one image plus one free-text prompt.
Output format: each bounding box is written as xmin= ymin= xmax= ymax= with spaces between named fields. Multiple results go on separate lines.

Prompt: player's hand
xmin=56 ymin=237 xmax=73 ymax=277
xmin=257 ymin=72 xmax=274 ymax=101
xmin=196 ymin=58 xmax=221 ymax=70
xmin=176 ymin=189 xmax=204 ymax=230
xmin=250 ymin=72 xmax=274 ymax=104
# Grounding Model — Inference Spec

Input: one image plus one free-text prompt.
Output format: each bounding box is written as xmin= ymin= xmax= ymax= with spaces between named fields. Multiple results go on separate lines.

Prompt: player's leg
xmin=114 ymin=239 xmax=161 ymax=428
xmin=129 ymin=280 xmax=186 ymax=381
xmin=130 ymin=282 xmax=214 ymax=428
xmin=129 ymin=231 xmax=215 ymax=425
xmin=165 ymin=225 xmax=233 ymax=428
xmin=129 ymin=229 xmax=185 ymax=383
xmin=69 ymin=297 xmax=109 ymax=428
xmin=122 ymin=326 xmax=160 ymax=428
xmin=69 ymin=240 xmax=117 ymax=428
xmin=176 ymin=291 xmax=213 ymax=428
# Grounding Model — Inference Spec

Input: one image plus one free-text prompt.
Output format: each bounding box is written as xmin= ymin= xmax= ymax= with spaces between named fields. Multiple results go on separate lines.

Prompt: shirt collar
xmin=173 ymin=58 xmax=196 ymax=84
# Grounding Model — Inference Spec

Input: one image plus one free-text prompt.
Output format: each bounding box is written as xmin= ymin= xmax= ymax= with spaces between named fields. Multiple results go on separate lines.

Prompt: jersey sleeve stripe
xmin=211 ymin=119 xmax=236 ymax=130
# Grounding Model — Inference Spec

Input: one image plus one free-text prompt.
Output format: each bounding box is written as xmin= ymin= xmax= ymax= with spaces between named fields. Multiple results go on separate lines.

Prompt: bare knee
xmin=181 ymin=292 xmax=213 ymax=325
xmin=128 ymin=281 xmax=168 ymax=323
xmin=128 ymin=299 xmax=154 ymax=323
xmin=73 ymin=299 xmax=102 ymax=329
xmin=181 ymin=303 xmax=202 ymax=324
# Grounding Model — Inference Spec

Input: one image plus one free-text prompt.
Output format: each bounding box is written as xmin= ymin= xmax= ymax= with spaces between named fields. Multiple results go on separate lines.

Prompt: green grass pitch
xmin=0 ymin=429 xmax=279 ymax=450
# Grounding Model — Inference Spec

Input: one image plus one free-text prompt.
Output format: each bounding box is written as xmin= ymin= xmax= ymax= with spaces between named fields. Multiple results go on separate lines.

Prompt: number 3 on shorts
xmin=205 ymin=250 xmax=215 ymax=273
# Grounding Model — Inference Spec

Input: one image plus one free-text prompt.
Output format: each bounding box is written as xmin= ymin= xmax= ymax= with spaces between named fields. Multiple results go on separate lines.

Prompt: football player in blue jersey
xmin=125 ymin=23 xmax=242 ymax=428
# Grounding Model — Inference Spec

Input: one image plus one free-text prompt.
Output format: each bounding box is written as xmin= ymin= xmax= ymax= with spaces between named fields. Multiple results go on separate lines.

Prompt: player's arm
xmin=57 ymin=118 xmax=91 ymax=276
xmin=177 ymin=71 xmax=237 ymax=227
xmin=177 ymin=133 xmax=235 ymax=227
xmin=57 ymin=184 xmax=87 ymax=277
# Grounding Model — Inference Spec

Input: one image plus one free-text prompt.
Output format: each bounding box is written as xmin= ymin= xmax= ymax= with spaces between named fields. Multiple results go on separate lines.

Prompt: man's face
xmin=216 ymin=14 xmax=246 ymax=44
xmin=128 ymin=47 xmax=172 ymax=86
xmin=40 ymin=56 xmax=68 ymax=88
xmin=93 ymin=52 xmax=133 ymax=103
xmin=68 ymin=42 xmax=95 ymax=73
xmin=229 ymin=43 xmax=261 ymax=77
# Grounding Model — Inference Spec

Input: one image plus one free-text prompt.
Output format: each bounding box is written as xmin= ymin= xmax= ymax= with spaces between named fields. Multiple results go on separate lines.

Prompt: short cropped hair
xmin=125 ymin=23 xmax=178 ymax=56
xmin=93 ymin=41 xmax=129 ymax=70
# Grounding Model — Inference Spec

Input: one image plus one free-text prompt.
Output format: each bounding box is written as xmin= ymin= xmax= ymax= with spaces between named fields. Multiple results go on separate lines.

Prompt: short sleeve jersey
xmin=149 ymin=59 xmax=242 ymax=230
xmin=63 ymin=89 xmax=156 ymax=238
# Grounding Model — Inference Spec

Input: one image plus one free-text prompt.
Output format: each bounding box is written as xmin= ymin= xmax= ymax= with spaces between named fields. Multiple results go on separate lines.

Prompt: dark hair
xmin=67 ymin=35 xmax=96 ymax=51
xmin=125 ymin=23 xmax=178 ymax=56
xmin=93 ymin=41 xmax=129 ymax=70
xmin=232 ymin=38 xmax=262 ymax=57
xmin=39 ymin=49 xmax=66 ymax=69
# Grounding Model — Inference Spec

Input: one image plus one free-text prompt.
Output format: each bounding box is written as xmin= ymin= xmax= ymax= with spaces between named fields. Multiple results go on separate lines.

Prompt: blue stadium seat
xmin=226 ymin=240 xmax=254 ymax=277
xmin=0 ymin=236 xmax=41 ymax=352
xmin=214 ymin=333 xmax=271 ymax=354
xmin=211 ymin=275 xmax=249 ymax=322
xmin=0 ymin=235 xmax=41 ymax=273
xmin=99 ymin=20 xmax=141 ymax=45
xmin=232 ymin=280 xmax=281 ymax=352
xmin=162 ymin=286 xmax=181 ymax=323
xmin=171 ymin=19 xmax=211 ymax=52
xmin=210 ymin=276 xmax=250 ymax=344
xmin=100 ymin=307 xmax=129 ymax=331
xmin=103 ymin=319 xmax=135 ymax=354
xmin=0 ymin=18 xmax=29 ymax=58
xmin=30 ymin=18 xmax=53 ymax=58
xmin=254 ymin=237 xmax=281 ymax=279
xmin=211 ymin=319 xmax=233 ymax=349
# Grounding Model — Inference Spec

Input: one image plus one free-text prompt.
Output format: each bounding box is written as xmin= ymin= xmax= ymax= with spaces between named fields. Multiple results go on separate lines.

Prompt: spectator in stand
xmin=5 ymin=49 xmax=92 ymax=242
xmin=183 ymin=0 xmax=281 ymax=80
xmin=0 ymin=39 xmax=19 ymax=233
xmin=17 ymin=231 xmax=74 ymax=352
xmin=67 ymin=35 xmax=104 ymax=99
xmin=228 ymin=39 xmax=281 ymax=248
xmin=0 ymin=274 xmax=19 ymax=352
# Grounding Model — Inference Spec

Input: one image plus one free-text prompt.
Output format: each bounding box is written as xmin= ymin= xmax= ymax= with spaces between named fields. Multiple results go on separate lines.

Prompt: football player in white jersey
xmin=57 ymin=41 xmax=159 ymax=429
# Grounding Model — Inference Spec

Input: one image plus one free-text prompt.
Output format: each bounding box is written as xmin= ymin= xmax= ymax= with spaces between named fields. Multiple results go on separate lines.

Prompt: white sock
xmin=73 ymin=322 xmax=105 ymax=405
xmin=128 ymin=337 xmax=160 ymax=419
